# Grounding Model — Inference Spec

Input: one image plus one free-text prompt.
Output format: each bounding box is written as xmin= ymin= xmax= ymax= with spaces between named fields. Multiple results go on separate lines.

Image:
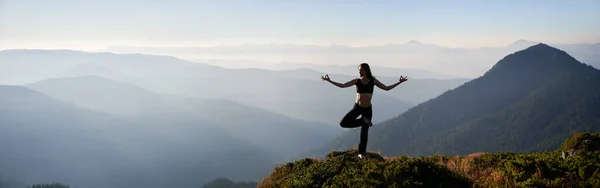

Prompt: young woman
xmin=321 ymin=63 xmax=408 ymax=158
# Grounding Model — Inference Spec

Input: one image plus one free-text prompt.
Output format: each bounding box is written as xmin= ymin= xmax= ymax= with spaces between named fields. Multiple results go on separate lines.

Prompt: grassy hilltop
xmin=258 ymin=132 xmax=600 ymax=188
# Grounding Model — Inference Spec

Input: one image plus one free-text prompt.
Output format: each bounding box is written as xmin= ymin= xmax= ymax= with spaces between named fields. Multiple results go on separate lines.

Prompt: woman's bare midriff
xmin=356 ymin=93 xmax=372 ymax=107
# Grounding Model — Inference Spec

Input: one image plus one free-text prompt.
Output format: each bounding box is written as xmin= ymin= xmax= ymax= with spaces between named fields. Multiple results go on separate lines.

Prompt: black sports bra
xmin=356 ymin=78 xmax=374 ymax=94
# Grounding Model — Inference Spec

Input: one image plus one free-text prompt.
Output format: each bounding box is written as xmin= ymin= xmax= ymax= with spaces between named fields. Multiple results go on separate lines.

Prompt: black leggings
xmin=339 ymin=103 xmax=373 ymax=155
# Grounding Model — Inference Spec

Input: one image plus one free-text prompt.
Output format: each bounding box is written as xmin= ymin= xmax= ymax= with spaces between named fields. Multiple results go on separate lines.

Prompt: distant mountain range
xmin=306 ymin=43 xmax=600 ymax=158
xmin=99 ymin=40 xmax=600 ymax=78
xmin=0 ymin=85 xmax=277 ymax=188
xmin=0 ymin=49 xmax=464 ymax=125
xmin=1 ymin=75 xmax=344 ymax=187
xmin=25 ymin=75 xmax=341 ymax=160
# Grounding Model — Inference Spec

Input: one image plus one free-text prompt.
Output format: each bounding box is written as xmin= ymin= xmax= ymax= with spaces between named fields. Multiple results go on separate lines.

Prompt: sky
xmin=1 ymin=0 xmax=599 ymax=50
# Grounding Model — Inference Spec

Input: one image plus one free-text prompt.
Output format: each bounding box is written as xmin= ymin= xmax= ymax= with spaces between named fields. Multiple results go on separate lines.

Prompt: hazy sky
xmin=1 ymin=0 xmax=599 ymax=50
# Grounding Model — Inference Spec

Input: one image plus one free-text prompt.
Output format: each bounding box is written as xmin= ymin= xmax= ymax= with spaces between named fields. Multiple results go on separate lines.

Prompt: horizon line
xmin=2 ymin=39 xmax=600 ymax=52
xmin=98 ymin=39 xmax=600 ymax=49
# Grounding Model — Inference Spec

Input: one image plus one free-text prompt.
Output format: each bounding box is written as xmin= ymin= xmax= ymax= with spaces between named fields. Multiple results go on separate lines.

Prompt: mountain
xmin=1 ymin=49 xmax=422 ymax=125
xmin=0 ymin=49 xmax=215 ymax=86
xmin=25 ymin=76 xmax=341 ymax=160
xmin=99 ymin=40 xmax=600 ymax=78
xmin=0 ymin=85 xmax=277 ymax=188
xmin=308 ymin=43 xmax=600 ymax=158
xmin=26 ymin=76 xmax=172 ymax=116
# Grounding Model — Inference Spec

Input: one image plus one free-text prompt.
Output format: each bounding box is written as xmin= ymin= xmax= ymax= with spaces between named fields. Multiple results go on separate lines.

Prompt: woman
xmin=321 ymin=63 xmax=408 ymax=158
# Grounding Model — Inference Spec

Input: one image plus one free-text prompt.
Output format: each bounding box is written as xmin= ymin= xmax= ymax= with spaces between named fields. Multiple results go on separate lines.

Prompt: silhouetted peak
xmin=519 ymin=43 xmax=576 ymax=63
xmin=483 ymin=42 xmax=594 ymax=78
xmin=525 ymin=43 xmax=556 ymax=51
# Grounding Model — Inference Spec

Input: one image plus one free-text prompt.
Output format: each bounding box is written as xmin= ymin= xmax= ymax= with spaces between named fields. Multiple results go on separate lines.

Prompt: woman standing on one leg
xmin=321 ymin=63 xmax=408 ymax=159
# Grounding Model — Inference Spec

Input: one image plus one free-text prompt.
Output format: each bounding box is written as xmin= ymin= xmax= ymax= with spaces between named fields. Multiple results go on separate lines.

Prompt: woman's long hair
xmin=360 ymin=63 xmax=375 ymax=80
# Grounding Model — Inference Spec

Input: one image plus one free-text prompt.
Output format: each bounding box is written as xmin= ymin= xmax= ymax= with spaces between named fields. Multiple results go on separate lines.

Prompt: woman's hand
xmin=321 ymin=74 xmax=331 ymax=82
xmin=399 ymin=76 xmax=408 ymax=83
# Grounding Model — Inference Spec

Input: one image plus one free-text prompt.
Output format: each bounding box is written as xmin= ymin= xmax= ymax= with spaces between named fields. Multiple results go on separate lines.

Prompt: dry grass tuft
xmin=436 ymin=152 xmax=512 ymax=188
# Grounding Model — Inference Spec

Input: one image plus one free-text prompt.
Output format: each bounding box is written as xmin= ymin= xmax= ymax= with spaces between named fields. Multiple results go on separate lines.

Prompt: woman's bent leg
xmin=340 ymin=104 xmax=364 ymax=128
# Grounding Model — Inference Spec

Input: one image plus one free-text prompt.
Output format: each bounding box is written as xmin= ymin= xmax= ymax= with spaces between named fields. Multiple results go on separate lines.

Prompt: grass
xmin=258 ymin=132 xmax=600 ymax=188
